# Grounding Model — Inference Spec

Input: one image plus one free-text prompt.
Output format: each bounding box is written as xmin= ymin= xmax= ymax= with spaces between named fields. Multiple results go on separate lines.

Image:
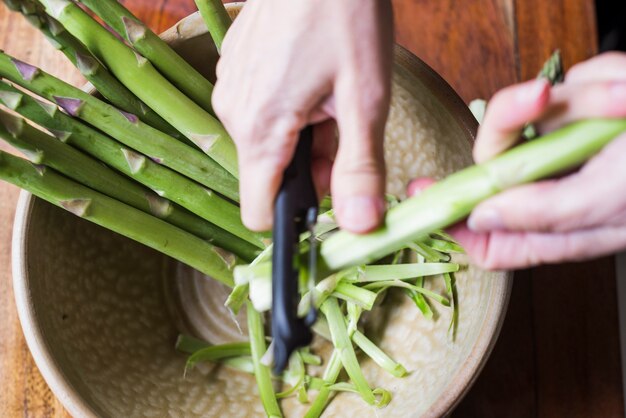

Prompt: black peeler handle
xmin=271 ymin=126 xmax=318 ymax=374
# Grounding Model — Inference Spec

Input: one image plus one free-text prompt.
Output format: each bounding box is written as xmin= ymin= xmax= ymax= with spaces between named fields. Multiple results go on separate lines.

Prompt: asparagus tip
xmin=10 ymin=58 xmax=40 ymax=81
xmin=24 ymin=14 xmax=43 ymax=29
xmin=120 ymin=148 xmax=147 ymax=174
xmin=33 ymin=98 xmax=58 ymax=117
xmin=133 ymin=51 xmax=148 ymax=67
xmin=41 ymin=0 xmax=71 ymax=19
xmin=190 ymin=133 xmax=220 ymax=153
xmin=0 ymin=110 xmax=25 ymax=136
xmin=0 ymin=90 xmax=23 ymax=110
xmin=45 ymin=15 xmax=64 ymax=37
xmin=212 ymin=246 xmax=237 ymax=269
xmin=49 ymin=129 xmax=71 ymax=143
xmin=119 ymin=110 xmax=139 ymax=124
xmin=138 ymin=102 xmax=150 ymax=116
xmin=43 ymin=34 xmax=63 ymax=50
xmin=60 ymin=198 xmax=91 ymax=217
xmin=121 ymin=16 xmax=147 ymax=44
xmin=75 ymin=52 xmax=99 ymax=77
xmin=53 ymin=96 xmax=84 ymax=116
xmin=33 ymin=164 xmax=46 ymax=176
xmin=145 ymin=192 xmax=173 ymax=218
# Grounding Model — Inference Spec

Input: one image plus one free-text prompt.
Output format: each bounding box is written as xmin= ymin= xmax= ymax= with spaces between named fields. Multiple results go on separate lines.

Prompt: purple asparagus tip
xmin=119 ymin=110 xmax=139 ymax=124
xmin=53 ymin=96 xmax=84 ymax=117
xmin=11 ymin=58 xmax=40 ymax=81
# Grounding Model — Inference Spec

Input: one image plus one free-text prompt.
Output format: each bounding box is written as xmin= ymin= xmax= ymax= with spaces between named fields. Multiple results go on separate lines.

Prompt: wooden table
xmin=0 ymin=1 xmax=622 ymax=416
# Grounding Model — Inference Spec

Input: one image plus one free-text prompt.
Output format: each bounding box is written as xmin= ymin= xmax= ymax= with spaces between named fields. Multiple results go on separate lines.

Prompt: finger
xmin=407 ymin=177 xmax=436 ymax=197
xmin=237 ymin=115 xmax=301 ymax=231
xmin=537 ymin=80 xmax=626 ymax=133
xmin=448 ymin=224 xmax=626 ymax=270
xmin=331 ymin=76 xmax=390 ymax=234
xmin=468 ymin=133 xmax=626 ymax=233
xmin=474 ymin=79 xmax=551 ymax=163
xmin=565 ymin=52 xmax=626 ymax=84
xmin=312 ymin=119 xmax=338 ymax=199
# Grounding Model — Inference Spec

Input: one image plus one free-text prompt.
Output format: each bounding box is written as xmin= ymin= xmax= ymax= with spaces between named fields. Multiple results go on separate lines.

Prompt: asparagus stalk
xmin=0 ymin=82 xmax=263 ymax=251
xmin=76 ymin=0 xmax=216 ymax=115
xmin=194 ymin=0 xmax=232 ymax=51
xmin=0 ymin=51 xmax=240 ymax=202
xmin=322 ymin=119 xmax=626 ymax=270
xmin=3 ymin=0 xmax=178 ymax=136
xmin=40 ymin=0 xmax=239 ymax=178
xmin=247 ymin=302 xmax=282 ymax=418
xmin=0 ymin=151 xmax=234 ymax=286
xmin=0 ymin=105 xmax=258 ymax=259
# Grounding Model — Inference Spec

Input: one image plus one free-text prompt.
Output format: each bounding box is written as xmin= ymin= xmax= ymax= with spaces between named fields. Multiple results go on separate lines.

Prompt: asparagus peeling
xmin=321 ymin=119 xmax=626 ymax=269
xmin=2 ymin=4 xmax=621 ymax=416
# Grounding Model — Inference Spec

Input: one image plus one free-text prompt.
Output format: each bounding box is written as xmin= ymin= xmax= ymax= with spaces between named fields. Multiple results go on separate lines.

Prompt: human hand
xmin=213 ymin=0 xmax=393 ymax=233
xmin=410 ymin=52 xmax=626 ymax=270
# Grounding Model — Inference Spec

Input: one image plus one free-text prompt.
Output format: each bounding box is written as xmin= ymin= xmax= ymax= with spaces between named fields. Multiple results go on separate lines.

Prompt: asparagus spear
xmin=0 ymin=150 xmax=234 ymax=286
xmin=0 ymin=51 xmax=239 ymax=202
xmin=0 ymin=107 xmax=259 ymax=260
xmin=3 ymin=0 xmax=178 ymax=136
xmin=322 ymin=119 xmax=626 ymax=269
xmin=40 ymin=0 xmax=239 ymax=178
xmin=194 ymin=0 xmax=232 ymax=51
xmin=76 ymin=0 xmax=216 ymax=115
xmin=523 ymin=50 xmax=564 ymax=139
xmin=0 ymin=81 xmax=264 ymax=252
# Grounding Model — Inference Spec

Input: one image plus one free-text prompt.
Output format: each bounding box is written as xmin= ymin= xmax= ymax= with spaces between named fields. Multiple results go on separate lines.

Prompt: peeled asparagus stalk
xmin=3 ymin=0 xmax=178 ymax=135
xmin=76 ymin=0 xmax=217 ymax=115
xmin=0 ymin=51 xmax=239 ymax=202
xmin=322 ymin=119 xmax=626 ymax=270
xmin=0 ymin=150 xmax=235 ymax=286
xmin=40 ymin=0 xmax=239 ymax=178
xmin=0 ymin=107 xmax=259 ymax=260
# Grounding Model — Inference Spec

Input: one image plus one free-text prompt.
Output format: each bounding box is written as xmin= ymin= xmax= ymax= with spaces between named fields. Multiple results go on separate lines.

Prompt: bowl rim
xmin=11 ymin=4 xmax=513 ymax=417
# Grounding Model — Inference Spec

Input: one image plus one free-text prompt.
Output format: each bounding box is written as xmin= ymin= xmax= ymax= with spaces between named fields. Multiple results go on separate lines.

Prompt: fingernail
xmin=516 ymin=79 xmax=549 ymax=103
xmin=467 ymin=208 xmax=504 ymax=232
xmin=336 ymin=196 xmax=385 ymax=234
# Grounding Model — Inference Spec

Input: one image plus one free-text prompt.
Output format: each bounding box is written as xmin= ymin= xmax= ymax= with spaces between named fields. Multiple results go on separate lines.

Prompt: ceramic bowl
xmin=12 ymin=4 xmax=512 ymax=417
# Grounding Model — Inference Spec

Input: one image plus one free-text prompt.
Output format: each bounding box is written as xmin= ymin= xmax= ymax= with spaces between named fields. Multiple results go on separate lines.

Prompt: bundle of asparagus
xmin=1 ymin=0 xmax=624 ymax=416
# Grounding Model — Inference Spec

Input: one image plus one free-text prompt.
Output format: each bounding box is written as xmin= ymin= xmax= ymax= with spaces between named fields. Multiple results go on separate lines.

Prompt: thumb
xmin=331 ymin=79 xmax=389 ymax=234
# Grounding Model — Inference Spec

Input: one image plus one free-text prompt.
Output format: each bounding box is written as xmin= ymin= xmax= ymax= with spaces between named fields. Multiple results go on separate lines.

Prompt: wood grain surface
xmin=0 ymin=1 xmax=623 ymax=417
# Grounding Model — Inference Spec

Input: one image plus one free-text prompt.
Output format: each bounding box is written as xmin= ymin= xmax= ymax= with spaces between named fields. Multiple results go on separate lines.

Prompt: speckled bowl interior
xmin=12 ymin=4 xmax=512 ymax=418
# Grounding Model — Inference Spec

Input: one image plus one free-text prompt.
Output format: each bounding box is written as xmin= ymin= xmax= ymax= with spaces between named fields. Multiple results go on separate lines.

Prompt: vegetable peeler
xmin=271 ymin=126 xmax=318 ymax=375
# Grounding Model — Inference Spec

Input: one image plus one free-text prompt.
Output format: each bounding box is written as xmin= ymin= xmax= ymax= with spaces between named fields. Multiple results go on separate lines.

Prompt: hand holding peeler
xmin=271 ymin=126 xmax=318 ymax=375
